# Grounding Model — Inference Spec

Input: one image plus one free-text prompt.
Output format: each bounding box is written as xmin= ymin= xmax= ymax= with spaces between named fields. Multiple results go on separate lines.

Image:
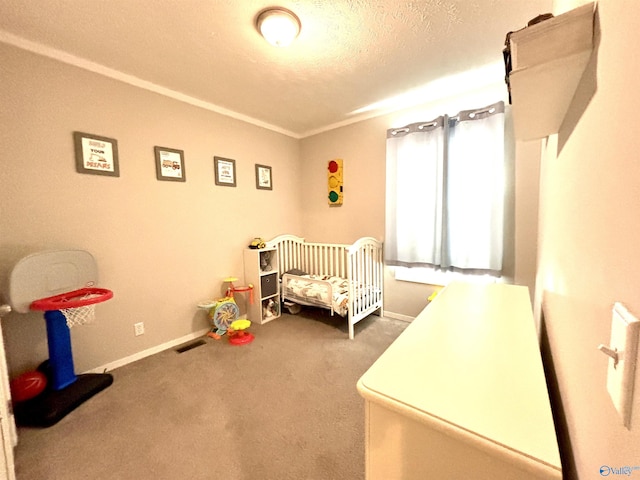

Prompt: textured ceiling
xmin=0 ymin=0 xmax=551 ymax=138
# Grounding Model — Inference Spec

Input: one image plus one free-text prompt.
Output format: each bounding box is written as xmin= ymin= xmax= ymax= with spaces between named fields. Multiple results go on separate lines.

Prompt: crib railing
xmin=348 ymin=238 xmax=384 ymax=321
xmin=268 ymin=235 xmax=349 ymax=278
xmin=270 ymin=235 xmax=304 ymax=275
xmin=303 ymin=242 xmax=348 ymax=278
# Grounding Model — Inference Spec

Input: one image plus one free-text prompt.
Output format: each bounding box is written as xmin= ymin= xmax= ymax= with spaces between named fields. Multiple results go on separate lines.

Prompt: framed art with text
xmin=214 ymin=156 xmax=237 ymax=187
xmin=73 ymin=131 xmax=120 ymax=177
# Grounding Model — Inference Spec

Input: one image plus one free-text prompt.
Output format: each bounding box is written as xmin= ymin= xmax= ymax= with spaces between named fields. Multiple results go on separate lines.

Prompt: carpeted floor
xmin=13 ymin=310 xmax=408 ymax=480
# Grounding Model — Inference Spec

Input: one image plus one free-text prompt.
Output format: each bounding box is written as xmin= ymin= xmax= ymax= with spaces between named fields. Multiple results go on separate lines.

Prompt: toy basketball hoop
xmin=3 ymin=250 xmax=115 ymax=426
xmin=31 ymin=287 xmax=113 ymax=328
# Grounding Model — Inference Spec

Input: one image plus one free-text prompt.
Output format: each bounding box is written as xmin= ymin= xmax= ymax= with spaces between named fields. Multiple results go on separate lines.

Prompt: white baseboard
xmin=83 ymin=327 xmax=210 ymax=374
xmin=382 ymin=311 xmax=414 ymax=323
xmin=85 ymin=311 xmax=410 ymax=374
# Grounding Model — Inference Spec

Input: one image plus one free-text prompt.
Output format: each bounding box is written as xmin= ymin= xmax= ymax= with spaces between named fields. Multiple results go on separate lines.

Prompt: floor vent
xmin=175 ymin=339 xmax=206 ymax=353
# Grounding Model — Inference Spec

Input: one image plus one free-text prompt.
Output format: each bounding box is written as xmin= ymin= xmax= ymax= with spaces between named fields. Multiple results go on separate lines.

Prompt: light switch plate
xmin=606 ymin=303 xmax=640 ymax=428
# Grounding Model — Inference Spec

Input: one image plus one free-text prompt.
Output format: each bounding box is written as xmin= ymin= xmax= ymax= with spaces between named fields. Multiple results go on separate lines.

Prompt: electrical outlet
xmin=134 ymin=322 xmax=145 ymax=336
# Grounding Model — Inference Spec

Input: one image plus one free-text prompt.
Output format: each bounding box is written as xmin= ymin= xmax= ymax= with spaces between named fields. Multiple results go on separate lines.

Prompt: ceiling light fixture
xmin=256 ymin=8 xmax=301 ymax=47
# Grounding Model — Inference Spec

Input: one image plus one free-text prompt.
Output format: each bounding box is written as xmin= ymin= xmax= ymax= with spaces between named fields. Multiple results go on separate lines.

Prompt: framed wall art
xmin=214 ymin=156 xmax=236 ymax=187
xmin=155 ymin=146 xmax=186 ymax=182
xmin=73 ymin=131 xmax=120 ymax=177
xmin=255 ymin=164 xmax=272 ymax=190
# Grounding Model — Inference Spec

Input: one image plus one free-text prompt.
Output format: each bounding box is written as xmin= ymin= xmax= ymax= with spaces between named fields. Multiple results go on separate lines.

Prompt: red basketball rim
xmin=30 ymin=287 xmax=113 ymax=311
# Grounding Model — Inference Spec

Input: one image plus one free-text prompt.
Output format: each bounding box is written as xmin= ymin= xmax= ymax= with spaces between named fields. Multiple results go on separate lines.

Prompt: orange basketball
xmin=10 ymin=370 xmax=47 ymax=402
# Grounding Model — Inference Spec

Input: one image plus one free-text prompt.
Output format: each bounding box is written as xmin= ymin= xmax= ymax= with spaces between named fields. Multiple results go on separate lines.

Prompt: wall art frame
xmin=255 ymin=164 xmax=272 ymax=190
xmin=214 ymin=156 xmax=237 ymax=187
xmin=154 ymin=146 xmax=186 ymax=182
xmin=73 ymin=131 xmax=120 ymax=177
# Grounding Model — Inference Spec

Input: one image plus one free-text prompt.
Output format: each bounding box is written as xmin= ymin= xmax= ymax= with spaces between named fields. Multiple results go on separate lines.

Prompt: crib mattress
xmin=282 ymin=274 xmax=349 ymax=316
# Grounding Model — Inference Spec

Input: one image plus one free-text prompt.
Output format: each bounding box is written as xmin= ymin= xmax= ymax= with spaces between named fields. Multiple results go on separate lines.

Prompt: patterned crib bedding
xmin=282 ymin=274 xmax=350 ymax=317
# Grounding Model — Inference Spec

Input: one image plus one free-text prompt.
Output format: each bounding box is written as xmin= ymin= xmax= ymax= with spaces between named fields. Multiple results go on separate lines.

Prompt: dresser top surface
xmin=358 ymin=282 xmax=561 ymax=470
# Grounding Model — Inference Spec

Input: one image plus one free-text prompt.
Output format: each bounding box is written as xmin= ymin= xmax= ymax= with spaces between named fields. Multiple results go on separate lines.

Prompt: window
xmin=385 ymin=101 xmax=508 ymax=285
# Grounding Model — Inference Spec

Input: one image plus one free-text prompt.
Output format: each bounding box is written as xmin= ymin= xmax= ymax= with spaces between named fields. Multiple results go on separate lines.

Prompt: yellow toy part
xmin=230 ymin=319 xmax=251 ymax=331
xmin=228 ymin=318 xmax=254 ymax=345
xmin=427 ymin=288 xmax=442 ymax=302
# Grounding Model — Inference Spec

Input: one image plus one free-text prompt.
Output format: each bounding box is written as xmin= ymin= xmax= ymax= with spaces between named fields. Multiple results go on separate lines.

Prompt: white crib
xmin=265 ymin=234 xmax=384 ymax=339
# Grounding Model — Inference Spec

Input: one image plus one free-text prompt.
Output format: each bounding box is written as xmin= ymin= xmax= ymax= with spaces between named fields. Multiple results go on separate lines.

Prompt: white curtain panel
xmin=385 ymin=117 xmax=445 ymax=267
xmin=385 ymin=101 xmax=506 ymax=273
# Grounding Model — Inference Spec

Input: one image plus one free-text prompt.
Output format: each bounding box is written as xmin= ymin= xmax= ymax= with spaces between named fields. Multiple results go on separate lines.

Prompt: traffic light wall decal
xmin=328 ymin=159 xmax=343 ymax=205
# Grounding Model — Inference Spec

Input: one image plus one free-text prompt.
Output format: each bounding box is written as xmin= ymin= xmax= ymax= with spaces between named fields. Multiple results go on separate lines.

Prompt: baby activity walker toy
xmin=198 ymin=277 xmax=255 ymax=344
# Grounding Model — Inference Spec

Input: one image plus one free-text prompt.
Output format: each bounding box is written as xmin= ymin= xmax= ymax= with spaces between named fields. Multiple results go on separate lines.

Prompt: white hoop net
xmin=60 ymin=305 xmax=96 ymax=328
xmin=59 ymin=292 xmax=103 ymax=328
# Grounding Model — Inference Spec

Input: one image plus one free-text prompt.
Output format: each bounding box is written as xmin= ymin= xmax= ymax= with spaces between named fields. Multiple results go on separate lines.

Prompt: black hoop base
xmin=14 ymin=373 xmax=113 ymax=428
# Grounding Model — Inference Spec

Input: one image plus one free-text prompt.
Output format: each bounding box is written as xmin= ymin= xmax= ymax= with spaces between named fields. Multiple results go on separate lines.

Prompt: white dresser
xmin=357 ymin=282 xmax=562 ymax=480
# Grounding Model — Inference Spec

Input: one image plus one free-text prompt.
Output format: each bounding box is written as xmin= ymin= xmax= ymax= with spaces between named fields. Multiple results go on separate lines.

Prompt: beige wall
xmin=0 ymin=43 xmax=302 ymax=375
xmin=535 ymin=0 xmax=640 ymax=477
xmin=300 ymin=84 xmax=542 ymax=318
xmin=1 ymin=33 xmax=542 ymax=376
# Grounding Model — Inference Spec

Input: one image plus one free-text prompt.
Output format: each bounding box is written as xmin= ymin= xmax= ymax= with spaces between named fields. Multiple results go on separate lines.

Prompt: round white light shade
xmin=257 ymin=8 xmax=301 ymax=47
